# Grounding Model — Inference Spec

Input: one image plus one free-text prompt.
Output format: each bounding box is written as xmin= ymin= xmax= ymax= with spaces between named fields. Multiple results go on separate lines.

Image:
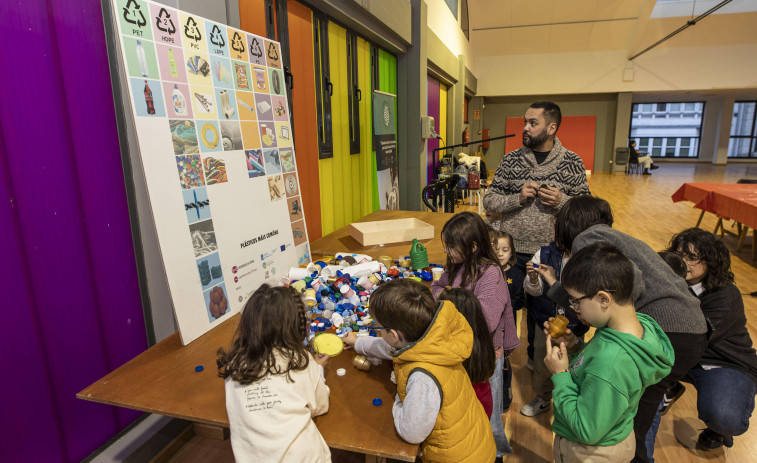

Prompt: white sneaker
xmin=526 ymin=358 xmax=534 ymax=371
xmin=520 ymin=396 xmax=551 ymax=417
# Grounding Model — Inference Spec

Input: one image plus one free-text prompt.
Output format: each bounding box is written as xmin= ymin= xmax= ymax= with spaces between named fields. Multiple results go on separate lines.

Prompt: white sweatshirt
xmin=225 ymin=351 xmax=331 ymax=462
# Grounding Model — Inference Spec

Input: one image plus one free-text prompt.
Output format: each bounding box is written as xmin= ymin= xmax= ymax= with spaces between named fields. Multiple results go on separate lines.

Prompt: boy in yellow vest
xmin=343 ymin=279 xmax=495 ymax=462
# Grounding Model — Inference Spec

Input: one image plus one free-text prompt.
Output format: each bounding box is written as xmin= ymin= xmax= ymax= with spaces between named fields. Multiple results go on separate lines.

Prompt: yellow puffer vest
xmin=394 ymin=300 xmax=495 ymax=463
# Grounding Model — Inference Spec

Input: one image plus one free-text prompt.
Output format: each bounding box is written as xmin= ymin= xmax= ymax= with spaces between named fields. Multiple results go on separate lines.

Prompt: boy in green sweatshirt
xmin=543 ymin=242 xmax=674 ymax=462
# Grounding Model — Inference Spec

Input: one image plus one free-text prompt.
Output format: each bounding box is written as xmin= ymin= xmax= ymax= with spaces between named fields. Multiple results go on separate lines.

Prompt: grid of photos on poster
xmin=114 ymin=0 xmax=309 ymax=330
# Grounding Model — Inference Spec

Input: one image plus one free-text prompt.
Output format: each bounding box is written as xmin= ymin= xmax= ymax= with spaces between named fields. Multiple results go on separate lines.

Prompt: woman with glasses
xmin=665 ymin=228 xmax=757 ymax=451
xmin=548 ymin=195 xmax=707 ymax=463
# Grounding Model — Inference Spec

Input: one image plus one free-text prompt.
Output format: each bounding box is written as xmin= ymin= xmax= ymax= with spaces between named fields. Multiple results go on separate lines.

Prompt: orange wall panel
xmin=239 ymin=0 xmax=267 ymax=37
xmin=505 ymin=116 xmax=596 ymax=171
xmin=286 ymin=0 xmax=322 ymax=240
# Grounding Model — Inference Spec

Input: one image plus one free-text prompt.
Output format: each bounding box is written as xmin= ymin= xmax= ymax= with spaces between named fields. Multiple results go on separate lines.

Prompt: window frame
xmin=728 ymin=101 xmax=757 ymax=158
xmin=629 ymin=101 xmax=705 ymax=159
xmin=313 ymin=11 xmax=333 ymax=159
xmin=347 ymin=30 xmax=361 ymax=154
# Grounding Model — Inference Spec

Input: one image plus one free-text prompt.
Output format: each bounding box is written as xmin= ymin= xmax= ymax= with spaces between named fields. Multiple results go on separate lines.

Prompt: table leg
xmin=714 ymin=218 xmax=724 ymax=237
xmin=753 ymin=229 xmax=756 ymax=261
xmin=736 ymin=225 xmax=749 ymax=251
xmin=695 ymin=210 xmax=705 ymax=228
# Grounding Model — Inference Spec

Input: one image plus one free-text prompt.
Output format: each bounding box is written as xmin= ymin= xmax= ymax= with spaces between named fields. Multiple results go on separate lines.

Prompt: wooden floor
xmin=164 ymin=163 xmax=757 ymax=463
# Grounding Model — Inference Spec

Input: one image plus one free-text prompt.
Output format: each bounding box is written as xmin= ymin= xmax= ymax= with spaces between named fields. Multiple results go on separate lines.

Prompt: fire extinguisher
xmin=463 ymin=128 xmax=470 ymax=144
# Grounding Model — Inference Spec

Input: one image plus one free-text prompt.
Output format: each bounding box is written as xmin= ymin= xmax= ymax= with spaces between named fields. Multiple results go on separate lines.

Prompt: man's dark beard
xmin=523 ymin=129 xmax=548 ymax=149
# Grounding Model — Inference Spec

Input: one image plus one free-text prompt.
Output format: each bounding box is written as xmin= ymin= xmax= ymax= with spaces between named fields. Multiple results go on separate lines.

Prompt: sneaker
xmin=643 ymin=170 xmax=652 ymax=175
xmin=659 ymin=382 xmax=685 ymax=415
xmin=696 ymin=428 xmax=734 ymax=451
xmin=521 ymin=396 xmax=551 ymax=417
xmin=526 ymin=357 xmax=534 ymax=371
xmin=650 ymin=164 xmax=660 ymax=170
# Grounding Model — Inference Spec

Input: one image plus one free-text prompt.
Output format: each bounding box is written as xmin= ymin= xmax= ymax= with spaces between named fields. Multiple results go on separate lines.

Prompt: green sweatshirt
xmin=551 ymin=313 xmax=674 ymax=446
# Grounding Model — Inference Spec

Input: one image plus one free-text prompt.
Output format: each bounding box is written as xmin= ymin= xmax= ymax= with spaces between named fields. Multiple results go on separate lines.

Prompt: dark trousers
xmin=512 ymin=253 xmax=535 ymax=359
xmin=632 ymin=331 xmax=707 ymax=463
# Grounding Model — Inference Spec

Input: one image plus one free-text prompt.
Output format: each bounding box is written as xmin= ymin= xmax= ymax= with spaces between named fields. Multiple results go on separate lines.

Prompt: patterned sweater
xmin=482 ymin=137 xmax=590 ymax=255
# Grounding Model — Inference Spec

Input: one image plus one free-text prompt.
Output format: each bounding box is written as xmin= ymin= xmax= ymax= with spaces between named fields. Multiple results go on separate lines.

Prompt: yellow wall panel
xmin=439 ymin=83 xmax=447 ymax=160
xmin=318 ymin=22 xmax=376 ymax=235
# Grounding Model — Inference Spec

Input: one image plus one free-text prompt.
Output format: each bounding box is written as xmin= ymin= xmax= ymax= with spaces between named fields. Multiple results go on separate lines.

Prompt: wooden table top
xmin=78 ymin=209 xmax=454 ymax=461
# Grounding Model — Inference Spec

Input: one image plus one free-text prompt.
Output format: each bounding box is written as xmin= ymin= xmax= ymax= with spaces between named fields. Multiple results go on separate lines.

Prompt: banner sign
xmin=112 ymin=0 xmax=310 ymax=344
xmin=372 ymin=91 xmax=398 ymax=210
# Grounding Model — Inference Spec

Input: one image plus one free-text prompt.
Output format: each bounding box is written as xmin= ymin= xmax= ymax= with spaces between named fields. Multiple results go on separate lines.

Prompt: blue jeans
xmin=687 ymin=365 xmax=756 ymax=439
xmin=644 ymin=402 xmax=663 ymax=463
xmin=490 ymin=355 xmax=513 ymax=456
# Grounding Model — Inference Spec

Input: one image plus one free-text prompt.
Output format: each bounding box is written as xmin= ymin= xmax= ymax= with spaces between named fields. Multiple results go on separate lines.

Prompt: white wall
xmin=426 ymin=0 xmax=474 ymax=73
xmin=475 ymin=43 xmax=757 ymax=96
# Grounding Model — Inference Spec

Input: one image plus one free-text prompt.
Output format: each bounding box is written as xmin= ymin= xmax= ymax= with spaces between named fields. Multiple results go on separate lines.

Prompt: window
xmin=461 ymin=0 xmax=469 ymax=40
xmin=728 ymin=102 xmax=757 ymax=158
xmin=347 ymin=31 xmax=361 ymax=154
xmin=313 ymin=12 xmax=333 ymax=159
xmin=630 ymin=102 xmax=704 ymax=158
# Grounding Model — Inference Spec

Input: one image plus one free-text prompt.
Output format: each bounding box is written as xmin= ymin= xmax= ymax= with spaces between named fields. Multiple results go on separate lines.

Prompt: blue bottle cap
xmin=195 ymin=365 xmax=204 ymax=372
xmin=372 ymin=398 xmax=382 ymax=406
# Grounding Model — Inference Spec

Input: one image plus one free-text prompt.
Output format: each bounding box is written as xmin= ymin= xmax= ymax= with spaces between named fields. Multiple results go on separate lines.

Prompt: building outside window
xmin=629 ymin=102 xmax=704 ymax=158
xmin=728 ymin=101 xmax=757 ymax=158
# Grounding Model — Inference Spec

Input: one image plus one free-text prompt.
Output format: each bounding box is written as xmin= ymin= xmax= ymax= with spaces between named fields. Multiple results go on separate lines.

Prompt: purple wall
xmin=427 ymin=75 xmax=440 ymax=183
xmin=0 ymin=0 xmax=147 ymax=461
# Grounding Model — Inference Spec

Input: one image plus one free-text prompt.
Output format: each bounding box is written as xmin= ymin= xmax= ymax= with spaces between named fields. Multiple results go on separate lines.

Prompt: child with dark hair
xmin=664 ymin=228 xmax=757 ymax=451
xmin=217 ymin=284 xmax=331 ymax=462
xmin=545 ymin=243 xmax=674 ymax=463
xmin=343 ymin=279 xmax=495 ymax=462
xmin=432 ymin=211 xmax=518 ymax=457
xmin=549 ymin=195 xmax=707 ymax=463
xmin=489 ymin=228 xmax=522 ymax=412
xmin=438 ymin=286 xmax=497 ymax=417
xmin=657 ymin=251 xmax=687 ymax=279
xmin=520 ymin=241 xmax=589 ymax=418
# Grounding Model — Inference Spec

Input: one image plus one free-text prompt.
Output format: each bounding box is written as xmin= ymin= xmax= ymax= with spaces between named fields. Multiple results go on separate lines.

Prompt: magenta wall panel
xmin=0 ymin=0 xmax=147 ymax=461
xmin=427 ymin=75 xmax=440 ymax=183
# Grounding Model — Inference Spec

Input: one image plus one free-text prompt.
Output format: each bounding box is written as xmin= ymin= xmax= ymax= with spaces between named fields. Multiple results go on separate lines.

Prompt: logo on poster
xmin=250 ymin=38 xmax=263 ymax=58
xmin=231 ymin=32 xmax=246 ymax=53
xmin=123 ymin=0 xmax=147 ymax=31
xmin=156 ymin=8 xmax=176 ymax=41
xmin=210 ymin=25 xmax=226 ymax=48
xmin=267 ymin=43 xmax=279 ymax=61
xmin=184 ymin=17 xmax=202 ymax=47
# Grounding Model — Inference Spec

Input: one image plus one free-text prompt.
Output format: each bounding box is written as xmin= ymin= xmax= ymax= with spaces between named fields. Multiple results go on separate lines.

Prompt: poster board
xmin=505 ymin=116 xmax=596 ymax=172
xmin=373 ymin=91 xmax=398 ymax=210
xmin=111 ymin=0 xmax=310 ymax=344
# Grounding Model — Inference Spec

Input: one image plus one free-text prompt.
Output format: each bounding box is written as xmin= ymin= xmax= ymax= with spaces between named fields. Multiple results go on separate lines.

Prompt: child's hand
xmin=314 ymin=353 xmax=329 ymax=367
xmin=544 ymin=336 xmax=569 ymax=375
xmin=525 ymin=261 xmax=539 ymax=284
xmin=342 ymin=331 xmax=357 ymax=349
xmin=534 ymin=263 xmax=557 ymax=287
xmin=543 ymin=318 xmax=580 ymax=353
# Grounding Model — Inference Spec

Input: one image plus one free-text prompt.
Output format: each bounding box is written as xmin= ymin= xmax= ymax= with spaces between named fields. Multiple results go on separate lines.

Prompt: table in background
xmin=672 ymin=182 xmax=757 ymax=259
xmin=78 ymin=209 xmax=459 ymax=462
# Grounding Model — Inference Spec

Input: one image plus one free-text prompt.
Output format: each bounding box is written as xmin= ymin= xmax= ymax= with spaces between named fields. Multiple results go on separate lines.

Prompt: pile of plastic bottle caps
xmin=286 ymin=252 xmax=442 ymax=341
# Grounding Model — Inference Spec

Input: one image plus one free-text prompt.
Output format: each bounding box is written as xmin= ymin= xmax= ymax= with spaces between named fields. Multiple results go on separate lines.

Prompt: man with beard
xmin=482 ymin=102 xmax=590 ymax=394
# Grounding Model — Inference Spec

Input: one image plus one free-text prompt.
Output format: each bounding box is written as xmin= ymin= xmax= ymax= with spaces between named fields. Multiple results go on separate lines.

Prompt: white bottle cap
xmin=336 ymin=368 xmax=346 ymax=376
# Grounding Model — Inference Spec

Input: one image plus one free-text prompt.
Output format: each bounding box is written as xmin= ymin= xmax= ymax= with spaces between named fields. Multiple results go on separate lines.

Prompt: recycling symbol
xmin=231 ymin=32 xmax=245 ymax=53
xmin=184 ymin=17 xmax=202 ymax=41
xmin=250 ymin=38 xmax=263 ymax=58
xmin=267 ymin=43 xmax=279 ymax=61
xmin=210 ymin=25 xmax=226 ymax=48
xmin=123 ymin=0 xmax=147 ymax=28
xmin=155 ymin=8 xmax=176 ymax=35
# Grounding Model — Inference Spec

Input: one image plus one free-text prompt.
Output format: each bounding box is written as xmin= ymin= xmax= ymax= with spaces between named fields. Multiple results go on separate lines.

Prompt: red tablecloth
xmin=672 ymin=183 xmax=757 ymax=230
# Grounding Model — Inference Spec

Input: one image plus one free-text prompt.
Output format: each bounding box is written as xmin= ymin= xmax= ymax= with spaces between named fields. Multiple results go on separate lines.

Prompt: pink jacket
xmin=432 ymin=264 xmax=519 ymax=351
